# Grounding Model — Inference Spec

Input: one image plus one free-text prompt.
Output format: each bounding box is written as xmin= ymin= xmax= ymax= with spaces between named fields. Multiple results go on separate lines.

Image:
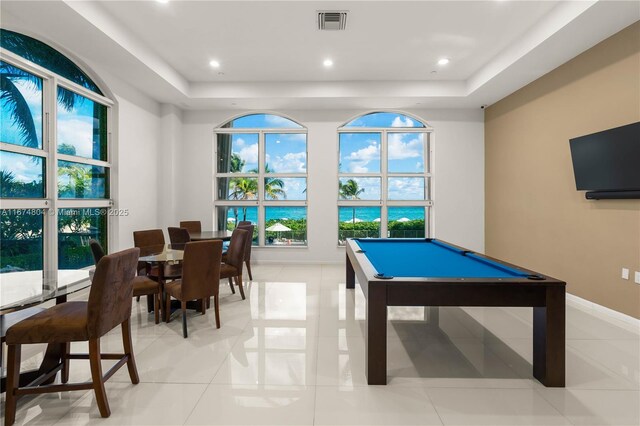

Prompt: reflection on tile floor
xmin=2 ymin=263 xmax=639 ymax=425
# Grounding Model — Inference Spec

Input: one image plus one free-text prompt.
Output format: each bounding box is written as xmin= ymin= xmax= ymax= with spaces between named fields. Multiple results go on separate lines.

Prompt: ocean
xmin=221 ymin=206 xmax=425 ymax=223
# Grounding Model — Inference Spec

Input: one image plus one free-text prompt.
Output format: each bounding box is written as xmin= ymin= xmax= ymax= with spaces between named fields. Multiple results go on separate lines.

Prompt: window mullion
xmin=380 ymin=130 xmax=388 ymax=239
xmin=44 ymin=75 xmax=58 ymax=293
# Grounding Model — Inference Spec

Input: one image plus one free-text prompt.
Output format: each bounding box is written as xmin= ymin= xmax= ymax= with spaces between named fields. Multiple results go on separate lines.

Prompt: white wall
xmin=94 ymin=70 xmax=163 ymax=251
xmin=174 ymin=108 xmax=484 ymax=263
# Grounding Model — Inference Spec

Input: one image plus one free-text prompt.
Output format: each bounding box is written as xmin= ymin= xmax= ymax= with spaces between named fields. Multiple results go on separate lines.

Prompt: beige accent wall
xmin=485 ymin=22 xmax=640 ymax=319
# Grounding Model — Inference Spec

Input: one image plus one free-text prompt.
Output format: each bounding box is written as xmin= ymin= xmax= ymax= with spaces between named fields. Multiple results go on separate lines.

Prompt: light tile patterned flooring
xmin=2 ymin=263 xmax=639 ymax=425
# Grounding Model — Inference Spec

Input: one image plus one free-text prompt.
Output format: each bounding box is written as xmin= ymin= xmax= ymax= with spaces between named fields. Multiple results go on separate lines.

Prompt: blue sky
xmin=228 ymin=114 xmax=302 ymax=129
xmin=0 ymin=67 xmax=43 ymax=149
xmin=57 ymin=88 xmax=103 ymax=160
xmin=344 ymin=112 xmax=425 ymax=128
xmin=0 ymin=150 xmax=43 ymax=185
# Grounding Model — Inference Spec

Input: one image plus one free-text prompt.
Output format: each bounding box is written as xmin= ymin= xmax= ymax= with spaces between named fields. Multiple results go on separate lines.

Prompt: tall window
xmin=1 ymin=30 xmax=112 ymax=308
xmin=215 ymin=114 xmax=308 ymax=246
xmin=338 ymin=112 xmax=432 ymax=244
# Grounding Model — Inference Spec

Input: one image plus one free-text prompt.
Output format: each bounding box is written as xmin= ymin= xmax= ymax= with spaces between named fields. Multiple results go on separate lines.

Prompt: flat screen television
xmin=569 ymin=122 xmax=640 ymax=199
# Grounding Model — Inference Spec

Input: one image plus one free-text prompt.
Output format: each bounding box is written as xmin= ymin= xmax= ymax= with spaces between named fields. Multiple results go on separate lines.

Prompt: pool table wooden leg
xmin=366 ymin=284 xmax=387 ymax=385
xmin=346 ymin=253 xmax=355 ymax=289
xmin=533 ymin=286 xmax=565 ymax=387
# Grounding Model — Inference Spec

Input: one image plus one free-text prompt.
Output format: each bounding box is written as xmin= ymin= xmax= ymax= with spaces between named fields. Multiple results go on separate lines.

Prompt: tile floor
xmin=2 ymin=263 xmax=639 ymax=425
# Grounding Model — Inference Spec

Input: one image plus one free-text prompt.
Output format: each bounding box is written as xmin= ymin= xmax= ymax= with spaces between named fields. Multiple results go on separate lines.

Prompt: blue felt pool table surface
xmin=354 ymin=239 xmax=529 ymax=279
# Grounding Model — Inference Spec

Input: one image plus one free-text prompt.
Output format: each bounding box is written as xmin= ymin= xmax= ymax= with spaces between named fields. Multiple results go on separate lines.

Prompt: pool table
xmin=345 ymin=238 xmax=566 ymax=387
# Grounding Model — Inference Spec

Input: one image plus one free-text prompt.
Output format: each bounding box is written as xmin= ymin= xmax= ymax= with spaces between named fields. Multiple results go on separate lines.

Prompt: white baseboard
xmin=566 ymin=293 xmax=640 ymax=333
xmin=252 ymin=260 xmax=342 ymax=266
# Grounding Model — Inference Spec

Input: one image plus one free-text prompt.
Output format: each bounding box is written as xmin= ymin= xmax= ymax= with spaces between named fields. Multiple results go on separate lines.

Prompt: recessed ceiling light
xmin=438 ymin=58 xmax=450 ymax=66
xmin=323 ymin=59 xmax=334 ymax=68
xmin=156 ymin=0 xmax=169 ymax=4
xmin=209 ymin=60 xmax=220 ymax=68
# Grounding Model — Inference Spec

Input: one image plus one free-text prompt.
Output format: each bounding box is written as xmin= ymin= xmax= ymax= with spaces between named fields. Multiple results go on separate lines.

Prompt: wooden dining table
xmin=138 ymin=244 xmax=187 ymax=321
xmin=189 ymin=230 xmax=232 ymax=241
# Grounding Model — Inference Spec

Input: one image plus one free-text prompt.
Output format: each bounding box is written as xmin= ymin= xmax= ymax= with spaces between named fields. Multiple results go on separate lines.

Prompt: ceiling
xmin=1 ymin=1 xmax=638 ymax=110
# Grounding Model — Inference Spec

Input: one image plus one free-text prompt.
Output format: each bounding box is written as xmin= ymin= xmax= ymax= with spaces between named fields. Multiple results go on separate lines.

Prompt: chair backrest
xmin=133 ymin=229 xmax=165 ymax=248
xmin=237 ymin=221 xmax=252 ymax=227
xmin=225 ymin=228 xmax=248 ymax=270
xmin=88 ymin=248 xmax=139 ymax=339
xmin=89 ymin=238 xmax=105 ymax=264
xmin=168 ymin=227 xmax=191 ymax=249
xmin=181 ymin=240 xmax=223 ymax=300
xmin=179 ymin=221 xmax=201 ymax=234
xmin=236 ymin=224 xmax=254 ymax=262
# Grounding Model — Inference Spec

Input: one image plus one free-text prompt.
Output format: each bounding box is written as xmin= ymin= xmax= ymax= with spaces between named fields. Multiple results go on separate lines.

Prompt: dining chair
xmin=90 ymin=239 xmax=161 ymax=324
xmin=179 ymin=221 xmax=201 ymax=234
xmin=168 ymin=227 xmax=191 ymax=250
xmin=220 ymin=228 xmax=249 ymax=300
xmin=224 ymin=224 xmax=254 ymax=281
xmin=4 ymin=248 xmax=141 ymax=425
xmin=164 ymin=240 xmax=223 ymax=337
xmin=133 ymin=229 xmax=182 ymax=281
xmin=237 ymin=221 xmax=252 ymax=227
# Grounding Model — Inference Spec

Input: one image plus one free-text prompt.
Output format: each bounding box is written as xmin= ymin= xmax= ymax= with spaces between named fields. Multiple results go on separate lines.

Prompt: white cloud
xmin=235 ymin=138 xmax=245 ymax=147
xmin=391 ymin=116 xmax=415 ymax=127
xmin=350 ymin=164 xmax=369 ymax=173
xmin=57 ymin=118 xmax=93 ymax=158
xmin=345 ymin=142 xmax=380 ymax=162
xmin=236 ymin=143 xmax=259 ymax=166
xmin=269 ymin=151 xmax=306 ymax=173
xmin=388 ymin=133 xmax=423 ymax=161
xmin=388 ymin=178 xmax=425 ymax=200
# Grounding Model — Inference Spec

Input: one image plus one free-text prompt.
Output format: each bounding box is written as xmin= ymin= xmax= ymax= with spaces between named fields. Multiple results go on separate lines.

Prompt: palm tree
xmin=339 ymin=179 xmax=364 ymax=200
xmin=251 ymin=164 xmax=286 ymax=201
xmin=1 ymin=63 xmax=40 ymax=148
xmin=1 ymin=30 xmax=100 ymax=149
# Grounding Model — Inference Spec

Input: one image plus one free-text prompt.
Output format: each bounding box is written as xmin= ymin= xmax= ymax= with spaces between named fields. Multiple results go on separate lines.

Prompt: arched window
xmin=1 ymin=30 xmax=113 ymax=309
xmin=214 ymin=114 xmax=308 ymax=246
xmin=337 ymin=112 xmax=432 ymax=244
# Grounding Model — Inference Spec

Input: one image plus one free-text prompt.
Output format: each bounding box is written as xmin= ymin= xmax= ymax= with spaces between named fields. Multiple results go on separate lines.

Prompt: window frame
xmin=337 ymin=113 xmax=433 ymax=245
xmin=214 ymin=116 xmax=308 ymax=247
xmin=0 ymin=47 xmax=114 ymax=304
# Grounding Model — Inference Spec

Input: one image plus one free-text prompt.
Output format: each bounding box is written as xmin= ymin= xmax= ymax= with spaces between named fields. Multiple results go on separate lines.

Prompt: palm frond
xmin=0 ymin=74 xmax=39 ymax=148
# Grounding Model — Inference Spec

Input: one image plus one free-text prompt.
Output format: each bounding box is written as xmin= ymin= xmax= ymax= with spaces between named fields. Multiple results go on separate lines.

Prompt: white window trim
xmin=337 ymin=120 xmax=434 ymax=244
xmin=213 ymin=122 xmax=309 ymax=247
xmin=1 ymin=48 xmax=115 ymax=302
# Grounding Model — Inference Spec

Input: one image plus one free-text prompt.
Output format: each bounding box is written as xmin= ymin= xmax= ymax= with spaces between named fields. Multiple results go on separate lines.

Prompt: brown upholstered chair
xmin=179 ymin=221 xmax=201 ymax=234
xmin=165 ymin=240 xmax=223 ymax=337
xmin=90 ymin=239 xmax=161 ymax=324
xmin=237 ymin=221 xmax=252 ymax=227
xmin=220 ymin=228 xmax=249 ymax=300
xmin=4 ymin=248 xmax=141 ymax=425
xmin=168 ymin=227 xmax=191 ymax=250
xmin=223 ymin=224 xmax=254 ymax=281
xmin=133 ymin=229 xmax=182 ymax=281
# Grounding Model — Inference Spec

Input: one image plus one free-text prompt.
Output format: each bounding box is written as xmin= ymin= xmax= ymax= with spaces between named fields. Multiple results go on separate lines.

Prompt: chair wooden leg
xmin=89 ymin=338 xmax=110 ymax=418
xmin=236 ymin=274 xmax=245 ymax=300
xmin=61 ymin=342 xmax=71 ymax=384
xmin=246 ymin=261 xmax=253 ymax=281
xmin=154 ymin=292 xmax=160 ymax=325
xmin=214 ymin=294 xmax=221 ymax=329
xmin=206 ymin=297 xmax=211 ymax=309
xmin=5 ymin=344 xmax=21 ymax=426
xmin=181 ymin=301 xmax=188 ymax=338
xmin=136 ymin=295 xmax=140 ymax=302
xmin=228 ymin=277 xmax=235 ymax=294
xmin=165 ymin=293 xmax=172 ymax=323
xmin=121 ymin=319 xmax=140 ymax=384
xmin=201 ymin=298 xmax=206 ymax=315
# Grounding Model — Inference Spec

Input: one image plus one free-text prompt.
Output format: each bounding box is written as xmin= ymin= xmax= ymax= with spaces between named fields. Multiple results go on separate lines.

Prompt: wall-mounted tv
xmin=569 ymin=122 xmax=640 ymax=200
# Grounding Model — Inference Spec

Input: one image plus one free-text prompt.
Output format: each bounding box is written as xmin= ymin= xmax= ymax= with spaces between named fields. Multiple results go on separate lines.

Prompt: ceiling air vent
xmin=318 ymin=11 xmax=347 ymax=31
